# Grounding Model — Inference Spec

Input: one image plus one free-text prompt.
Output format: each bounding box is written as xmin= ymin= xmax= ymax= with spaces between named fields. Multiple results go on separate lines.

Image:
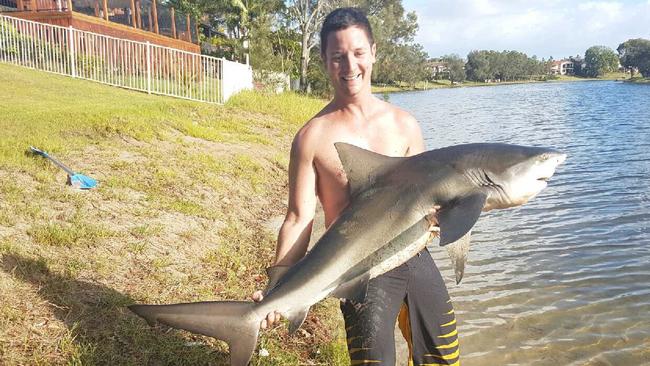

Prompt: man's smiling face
xmin=324 ymin=26 xmax=376 ymax=99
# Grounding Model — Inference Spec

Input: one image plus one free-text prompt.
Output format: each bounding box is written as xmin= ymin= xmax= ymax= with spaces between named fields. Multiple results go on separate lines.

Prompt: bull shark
xmin=129 ymin=143 xmax=566 ymax=365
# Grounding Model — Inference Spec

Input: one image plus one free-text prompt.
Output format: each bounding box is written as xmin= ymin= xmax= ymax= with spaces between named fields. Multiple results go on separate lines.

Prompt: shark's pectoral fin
xmin=445 ymin=231 xmax=471 ymax=284
xmin=438 ymin=192 xmax=486 ymax=246
xmin=286 ymin=306 xmax=310 ymax=334
xmin=331 ymin=272 xmax=371 ymax=303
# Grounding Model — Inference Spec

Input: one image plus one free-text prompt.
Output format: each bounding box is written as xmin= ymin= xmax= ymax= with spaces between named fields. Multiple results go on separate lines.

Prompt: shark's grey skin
xmin=129 ymin=143 xmax=566 ymax=366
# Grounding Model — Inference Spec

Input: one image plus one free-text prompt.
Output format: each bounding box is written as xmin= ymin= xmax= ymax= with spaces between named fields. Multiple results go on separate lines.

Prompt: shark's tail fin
xmin=129 ymin=301 xmax=260 ymax=366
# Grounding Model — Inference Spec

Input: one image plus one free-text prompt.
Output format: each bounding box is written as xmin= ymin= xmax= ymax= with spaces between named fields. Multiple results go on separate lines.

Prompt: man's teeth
xmin=343 ymin=74 xmax=361 ymax=81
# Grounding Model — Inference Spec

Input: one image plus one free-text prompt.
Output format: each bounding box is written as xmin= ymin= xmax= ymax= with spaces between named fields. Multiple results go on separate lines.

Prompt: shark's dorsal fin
xmin=334 ymin=143 xmax=404 ymax=198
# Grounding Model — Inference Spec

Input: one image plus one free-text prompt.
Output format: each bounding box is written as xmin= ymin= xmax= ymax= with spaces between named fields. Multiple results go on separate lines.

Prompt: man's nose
xmin=341 ymin=53 xmax=355 ymax=72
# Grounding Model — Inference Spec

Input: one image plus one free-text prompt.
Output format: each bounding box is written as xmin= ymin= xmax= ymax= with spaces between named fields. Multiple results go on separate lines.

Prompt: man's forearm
xmin=273 ymin=218 xmax=314 ymax=266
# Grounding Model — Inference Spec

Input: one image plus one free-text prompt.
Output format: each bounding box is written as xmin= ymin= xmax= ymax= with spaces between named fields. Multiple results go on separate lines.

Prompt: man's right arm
xmin=273 ymin=133 xmax=318 ymax=265
xmin=253 ymin=128 xmax=318 ymax=329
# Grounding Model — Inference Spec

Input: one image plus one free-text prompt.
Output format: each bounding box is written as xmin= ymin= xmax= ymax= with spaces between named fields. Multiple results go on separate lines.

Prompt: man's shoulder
xmin=291 ymin=111 xmax=335 ymax=156
xmin=375 ymin=98 xmax=418 ymax=129
xmin=295 ymin=114 xmax=329 ymax=142
xmin=295 ymin=102 xmax=341 ymax=140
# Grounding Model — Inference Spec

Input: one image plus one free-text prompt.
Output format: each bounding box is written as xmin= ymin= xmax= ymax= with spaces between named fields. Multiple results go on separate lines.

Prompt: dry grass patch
xmin=29 ymin=220 xmax=116 ymax=248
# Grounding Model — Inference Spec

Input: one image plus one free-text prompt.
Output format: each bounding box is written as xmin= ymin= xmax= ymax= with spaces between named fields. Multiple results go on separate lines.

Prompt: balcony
xmin=0 ymin=0 xmax=199 ymax=53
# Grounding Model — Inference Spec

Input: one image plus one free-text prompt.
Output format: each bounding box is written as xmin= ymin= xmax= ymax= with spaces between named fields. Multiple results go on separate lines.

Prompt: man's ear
xmin=371 ymin=43 xmax=377 ymax=63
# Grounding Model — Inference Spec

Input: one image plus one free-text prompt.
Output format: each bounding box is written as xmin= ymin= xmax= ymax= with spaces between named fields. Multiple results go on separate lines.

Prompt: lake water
xmin=387 ymin=81 xmax=650 ymax=365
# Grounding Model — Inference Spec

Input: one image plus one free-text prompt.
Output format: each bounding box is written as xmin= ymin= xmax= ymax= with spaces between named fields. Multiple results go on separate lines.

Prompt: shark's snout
xmin=553 ymin=153 xmax=567 ymax=166
xmin=537 ymin=152 xmax=567 ymax=181
xmin=541 ymin=151 xmax=567 ymax=165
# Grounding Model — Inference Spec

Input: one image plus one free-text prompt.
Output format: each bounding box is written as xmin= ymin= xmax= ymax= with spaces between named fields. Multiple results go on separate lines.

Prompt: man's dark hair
xmin=320 ymin=7 xmax=374 ymax=56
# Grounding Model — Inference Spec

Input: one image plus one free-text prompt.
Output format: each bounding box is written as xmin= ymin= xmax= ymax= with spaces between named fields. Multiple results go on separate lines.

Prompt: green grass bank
xmin=0 ymin=62 xmax=350 ymax=365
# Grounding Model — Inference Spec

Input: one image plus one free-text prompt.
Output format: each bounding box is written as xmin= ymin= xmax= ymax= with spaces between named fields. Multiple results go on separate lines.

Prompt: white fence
xmin=0 ymin=14 xmax=253 ymax=104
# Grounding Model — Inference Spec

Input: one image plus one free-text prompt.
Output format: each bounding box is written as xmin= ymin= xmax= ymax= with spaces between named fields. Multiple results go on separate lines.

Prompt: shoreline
xmin=624 ymin=77 xmax=650 ymax=84
xmin=372 ymin=73 xmax=631 ymax=94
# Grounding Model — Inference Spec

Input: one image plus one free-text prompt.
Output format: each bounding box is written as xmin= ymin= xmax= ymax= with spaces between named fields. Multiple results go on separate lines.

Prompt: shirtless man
xmin=253 ymin=8 xmax=460 ymax=366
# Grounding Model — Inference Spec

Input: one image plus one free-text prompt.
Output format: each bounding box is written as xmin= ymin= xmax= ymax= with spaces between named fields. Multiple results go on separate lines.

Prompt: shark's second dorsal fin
xmin=334 ymin=142 xmax=404 ymax=199
xmin=331 ymin=272 xmax=371 ymax=303
xmin=286 ymin=306 xmax=310 ymax=334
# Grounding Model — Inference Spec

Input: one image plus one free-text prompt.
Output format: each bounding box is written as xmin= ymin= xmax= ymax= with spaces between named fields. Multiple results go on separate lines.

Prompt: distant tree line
xmin=554 ymin=39 xmax=650 ymax=78
xmin=462 ymin=50 xmax=549 ymax=82
xmin=432 ymin=37 xmax=650 ymax=84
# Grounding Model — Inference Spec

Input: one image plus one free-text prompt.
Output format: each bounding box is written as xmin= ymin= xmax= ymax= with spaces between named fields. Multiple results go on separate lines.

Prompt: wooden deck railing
xmin=1 ymin=0 xmax=198 ymax=44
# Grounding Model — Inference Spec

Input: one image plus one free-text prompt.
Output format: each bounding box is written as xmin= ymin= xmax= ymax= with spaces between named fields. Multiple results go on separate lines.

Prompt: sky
xmin=402 ymin=0 xmax=650 ymax=59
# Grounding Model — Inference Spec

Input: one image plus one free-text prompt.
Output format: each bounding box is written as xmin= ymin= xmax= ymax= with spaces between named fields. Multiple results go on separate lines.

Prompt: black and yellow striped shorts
xmin=340 ymin=248 xmax=459 ymax=366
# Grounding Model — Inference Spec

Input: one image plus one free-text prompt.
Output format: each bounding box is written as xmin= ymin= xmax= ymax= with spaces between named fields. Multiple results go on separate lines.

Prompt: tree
xmin=583 ymin=46 xmax=619 ymax=77
xmin=287 ymin=0 xmax=340 ymax=92
xmin=168 ymin=0 xmax=283 ymax=63
xmin=357 ymin=0 xmax=423 ymax=85
xmin=465 ymin=50 xmax=490 ymax=82
xmin=306 ymin=46 xmax=332 ymax=96
xmin=441 ymin=54 xmax=465 ymax=84
xmin=501 ymin=51 xmax=529 ymax=81
xmin=247 ymin=14 xmax=301 ymax=73
xmin=394 ymin=44 xmax=429 ymax=86
xmin=617 ymin=38 xmax=650 ymax=78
